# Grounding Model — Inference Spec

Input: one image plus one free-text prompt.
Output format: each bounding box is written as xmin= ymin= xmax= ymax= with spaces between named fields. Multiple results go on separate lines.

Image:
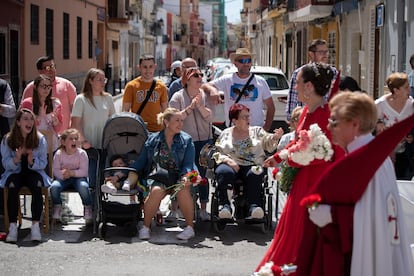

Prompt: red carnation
xmin=272 ymin=167 xmax=279 ymax=179
xmin=300 ymin=193 xmax=322 ymax=208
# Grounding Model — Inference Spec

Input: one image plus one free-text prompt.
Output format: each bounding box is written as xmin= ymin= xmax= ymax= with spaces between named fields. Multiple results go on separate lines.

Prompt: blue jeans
xmin=194 ymin=139 xmax=212 ymax=203
xmin=50 ymin=177 xmax=92 ymax=206
xmin=215 ymin=164 xmax=263 ymax=206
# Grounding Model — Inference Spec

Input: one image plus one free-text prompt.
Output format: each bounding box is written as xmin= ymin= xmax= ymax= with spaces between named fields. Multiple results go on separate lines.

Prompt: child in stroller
xmin=101 ymin=154 xmax=133 ymax=193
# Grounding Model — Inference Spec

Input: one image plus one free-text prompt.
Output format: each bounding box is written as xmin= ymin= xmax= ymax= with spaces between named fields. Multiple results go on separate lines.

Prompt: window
xmin=30 ymin=4 xmax=39 ymax=44
xmin=46 ymin=8 xmax=54 ymax=57
xmin=88 ymin=21 xmax=93 ymax=59
xmin=77 ymin=17 xmax=82 ymax=59
xmin=63 ymin=13 xmax=69 ymax=59
xmin=0 ymin=32 xmax=5 ymax=74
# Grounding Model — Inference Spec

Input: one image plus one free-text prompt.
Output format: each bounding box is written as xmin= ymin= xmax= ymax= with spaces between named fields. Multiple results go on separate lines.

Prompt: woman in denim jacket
xmin=125 ymin=107 xmax=198 ymax=241
xmin=1 ymin=108 xmax=51 ymax=243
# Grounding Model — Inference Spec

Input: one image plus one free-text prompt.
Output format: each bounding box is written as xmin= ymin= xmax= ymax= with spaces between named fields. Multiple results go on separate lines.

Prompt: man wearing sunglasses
xmin=22 ymin=56 xmax=77 ymax=132
xmin=286 ymin=39 xmax=338 ymax=121
xmin=202 ymin=48 xmax=275 ymax=132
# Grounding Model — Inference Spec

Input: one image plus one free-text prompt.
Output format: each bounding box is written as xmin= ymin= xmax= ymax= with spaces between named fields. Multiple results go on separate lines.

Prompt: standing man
xmin=168 ymin=57 xmax=198 ymax=99
xmin=408 ymin=54 xmax=414 ymax=98
xmin=285 ymin=39 xmax=338 ymax=120
xmin=202 ymin=48 xmax=275 ymax=131
xmin=122 ymin=54 xmax=168 ymax=132
xmin=22 ymin=56 xmax=77 ymax=133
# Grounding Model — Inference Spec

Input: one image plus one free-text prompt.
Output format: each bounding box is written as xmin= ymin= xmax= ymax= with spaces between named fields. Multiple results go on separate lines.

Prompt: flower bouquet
xmin=168 ymin=170 xmax=207 ymax=200
xmin=254 ymin=261 xmax=297 ymax=276
xmin=276 ymin=123 xmax=333 ymax=194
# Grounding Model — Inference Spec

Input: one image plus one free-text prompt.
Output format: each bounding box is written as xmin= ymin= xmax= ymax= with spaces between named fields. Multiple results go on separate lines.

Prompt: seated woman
xmin=213 ymin=103 xmax=283 ymax=219
xmin=1 ymin=108 xmax=51 ymax=242
xmin=124 ymin=107 xmax=198 ymax=241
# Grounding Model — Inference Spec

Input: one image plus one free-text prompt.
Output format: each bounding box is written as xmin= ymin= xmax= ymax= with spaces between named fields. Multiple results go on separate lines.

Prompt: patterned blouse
xmin=213 ymin=126 xmax=278 ymax=166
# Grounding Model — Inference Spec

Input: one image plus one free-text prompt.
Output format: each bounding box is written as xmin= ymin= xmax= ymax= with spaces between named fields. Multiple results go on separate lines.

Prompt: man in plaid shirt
xmin=286 ymin=39 xmax=338 ymax=120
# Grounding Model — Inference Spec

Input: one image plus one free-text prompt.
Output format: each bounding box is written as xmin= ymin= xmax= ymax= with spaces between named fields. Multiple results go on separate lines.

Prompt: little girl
xmin=49 ymin=128 xmax=92 ymax=223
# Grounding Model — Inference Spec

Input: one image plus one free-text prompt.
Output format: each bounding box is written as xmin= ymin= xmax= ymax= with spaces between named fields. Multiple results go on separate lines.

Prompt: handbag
xmin=147 ymin=163 xmax=179 ymax=187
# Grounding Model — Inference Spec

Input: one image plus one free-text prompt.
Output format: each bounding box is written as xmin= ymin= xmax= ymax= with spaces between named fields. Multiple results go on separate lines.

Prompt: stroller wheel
xmin=98 ymin=222 xmax=106 ymax=239
xmin=212 ymin=220 xmax=226 ymax=233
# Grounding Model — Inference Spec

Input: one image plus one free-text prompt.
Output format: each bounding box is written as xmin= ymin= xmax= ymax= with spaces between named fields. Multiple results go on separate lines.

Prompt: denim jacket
xmin=131 ymin=130 xmax=198 ymax=181
xmin=0 ymin=132 xmax=52 ymax=188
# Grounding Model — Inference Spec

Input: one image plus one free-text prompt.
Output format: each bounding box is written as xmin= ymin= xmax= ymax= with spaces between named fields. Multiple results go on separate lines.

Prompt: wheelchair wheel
xmin=266 ymin=193 xmax=273 ymax=231
xmin=98 ymin=222 xmax=106 ymax=239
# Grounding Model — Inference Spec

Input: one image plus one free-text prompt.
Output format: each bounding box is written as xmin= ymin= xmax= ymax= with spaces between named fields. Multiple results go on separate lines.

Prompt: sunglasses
xmin=236 ymin=58 xmax=252 ymax=64
xmin=39 ymin=84 xmax=52 ymax=90
xmin=42 ymin=64 xmax=56 ymax=71
xmin=191 ymin=73 xmax=204 ymax=78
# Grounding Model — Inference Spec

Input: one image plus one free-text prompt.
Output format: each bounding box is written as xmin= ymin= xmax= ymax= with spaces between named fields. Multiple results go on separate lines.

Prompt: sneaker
xmin=31 ymin=223 xmax=42 ymax=242
xmin=122 ymin=182 xmax=130 ymax=191
xmin=52 ymin=205 xmax=62 ymax=220
xmin=165 ymin=210 xmax=177 ymax=222
xmin=249 ymin=205 xmax=264 ymax=219
xmin=199 ymin=209 xmax=211 ymax=221
xmin=218 ymin=204 xmax=233 ymax=219
xmin=6 ymin=223 xmax=18 ymax=243
xmin=139 ymin=225 xmax=150 ymax=240
xmin=176 ymin=225 xmax=195 ymax=240
xmin=84 ymin=205 xmax=93 ymax=222
xmin=101 ymin=182 xmax=117 ymax=194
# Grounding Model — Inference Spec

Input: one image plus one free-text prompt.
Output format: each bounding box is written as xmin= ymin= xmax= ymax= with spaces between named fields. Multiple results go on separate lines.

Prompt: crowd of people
xmin=1 ymin=46 xmax=414 ymax=275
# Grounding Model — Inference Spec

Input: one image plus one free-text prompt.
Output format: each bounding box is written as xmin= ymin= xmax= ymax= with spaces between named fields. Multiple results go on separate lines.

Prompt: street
xmin=0 ymin=190 xmax=277 ymax=276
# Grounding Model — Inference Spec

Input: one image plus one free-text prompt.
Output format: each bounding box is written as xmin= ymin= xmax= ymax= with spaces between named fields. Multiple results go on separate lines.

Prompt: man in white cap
xmin=202 ymin=48 xmax=275 ymax=131
xmin=166 ymin=60 xmax=182 ymax=88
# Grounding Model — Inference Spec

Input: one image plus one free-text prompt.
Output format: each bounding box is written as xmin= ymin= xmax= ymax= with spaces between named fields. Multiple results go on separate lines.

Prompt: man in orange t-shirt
xmin=122 ymin=54 xmax=168 ymax=132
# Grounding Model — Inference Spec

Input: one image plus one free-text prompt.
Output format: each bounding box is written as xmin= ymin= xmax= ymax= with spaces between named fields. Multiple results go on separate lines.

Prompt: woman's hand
xmin=272 ymin=127 xmax=284 ymax=141
xmin=26 ymin=149 xmax=34 ymax=166
xmin=263 ymin=156 xmax=277 ymax=168
xmin=13 ymin=147 xmax=24 ymax=164
xmin=225 ymin=157 xmax=240 ymax=172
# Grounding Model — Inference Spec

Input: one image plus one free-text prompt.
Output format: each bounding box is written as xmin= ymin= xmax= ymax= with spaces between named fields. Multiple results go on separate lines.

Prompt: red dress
xmin=256 ymin=104 xmax=343 ymax=273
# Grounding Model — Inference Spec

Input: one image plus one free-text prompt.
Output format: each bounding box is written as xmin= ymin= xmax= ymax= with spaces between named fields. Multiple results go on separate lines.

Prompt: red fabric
xmin=256 ymin=103 xmax=345 ymax=274
xmin=328 ymin=70 xmax=341 ymax=102
xmin=296 ymin=111 xmax=414 ymax=276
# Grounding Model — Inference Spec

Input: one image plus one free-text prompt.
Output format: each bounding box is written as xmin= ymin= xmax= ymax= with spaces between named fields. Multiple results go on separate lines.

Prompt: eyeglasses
xmin=95 ymin=78 xmax=108 ymax=84
xmin=191 ymin=73 xmax=204 ymax=78
xmin=42 ymin=64 xmax=56 ymax=71
xmin=238 ymin=114 xmax=250 ymax=120
xmin=236 ymin=58 xmax=252 ymax=64
xmin=39 ymin=84 xmax=52 ymax=90
xmin=312 ymin=50 xmax=329 ymax=55
xmin=328 ymin=118 xmax=340 ymax=128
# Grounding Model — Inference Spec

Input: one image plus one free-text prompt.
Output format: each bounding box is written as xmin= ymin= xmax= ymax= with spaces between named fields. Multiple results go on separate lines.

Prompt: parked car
xmin=212 ymin=65 xmax=290 ymax=132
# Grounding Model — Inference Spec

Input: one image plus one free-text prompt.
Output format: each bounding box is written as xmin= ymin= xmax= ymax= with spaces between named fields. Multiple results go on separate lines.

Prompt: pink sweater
xmin=53 ymin=148 xmax=89 ymax=179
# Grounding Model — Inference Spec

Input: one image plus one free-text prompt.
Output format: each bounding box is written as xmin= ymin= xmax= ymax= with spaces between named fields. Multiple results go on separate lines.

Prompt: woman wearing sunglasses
xmin=20 ymin=74 xmax=63 ymax=151
xmin=169 ymin=67 xmax=213 ymax=221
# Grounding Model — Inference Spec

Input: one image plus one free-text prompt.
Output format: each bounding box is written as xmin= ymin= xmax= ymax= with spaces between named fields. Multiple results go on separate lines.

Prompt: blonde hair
xmin=156 ymin=107 xmax=180 ymax=126
xmin=59 ymin=128 xmax=80 ymax=151
xmin=329 ymin=92 xmax=377 ymax=134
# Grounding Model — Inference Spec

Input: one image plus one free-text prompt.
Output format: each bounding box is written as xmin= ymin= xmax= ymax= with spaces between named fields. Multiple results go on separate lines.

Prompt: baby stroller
xmin=199 ymin=141 xmax=274 ymax=233
xmin=96 ymin=112 xmax=149 ymax=238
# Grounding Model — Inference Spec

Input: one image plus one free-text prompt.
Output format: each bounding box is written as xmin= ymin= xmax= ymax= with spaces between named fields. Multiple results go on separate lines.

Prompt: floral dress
xmin=152 ymin=140 xmax=180 ymax=191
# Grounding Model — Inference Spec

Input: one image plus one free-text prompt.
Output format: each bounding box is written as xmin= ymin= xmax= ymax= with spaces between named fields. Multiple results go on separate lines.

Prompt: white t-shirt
xmin=375 ymin=95 xmax=414 ymax=127
xmin=212 ymin=73 xmax=272 ymax=127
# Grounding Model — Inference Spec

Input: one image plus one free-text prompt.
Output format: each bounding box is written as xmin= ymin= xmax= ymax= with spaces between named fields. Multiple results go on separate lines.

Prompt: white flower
xmin=252 ymin=165 xmax=264 ymax=175
xmin=254 ymin=261 xmax=274 ymax=276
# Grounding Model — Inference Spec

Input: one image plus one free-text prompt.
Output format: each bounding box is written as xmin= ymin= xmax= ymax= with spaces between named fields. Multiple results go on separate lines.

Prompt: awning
xmin=288 ymin=4 xmax=333 ymax=22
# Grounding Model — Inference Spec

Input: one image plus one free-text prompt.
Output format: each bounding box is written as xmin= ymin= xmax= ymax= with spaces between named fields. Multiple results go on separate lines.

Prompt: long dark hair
xmin=33 ymin=74 xmax=54 ymax=115
xmin=7 ymin=108 xmax=39 ymax=150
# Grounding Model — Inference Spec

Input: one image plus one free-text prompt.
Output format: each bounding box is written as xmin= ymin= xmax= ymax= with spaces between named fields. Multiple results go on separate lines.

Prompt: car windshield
xmin=259 ymin=73 xmax=289 ymax=90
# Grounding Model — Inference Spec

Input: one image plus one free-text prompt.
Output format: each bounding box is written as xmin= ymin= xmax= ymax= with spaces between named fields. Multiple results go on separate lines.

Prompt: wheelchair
xmin=200 ymin=143 xmax=274 ymax=233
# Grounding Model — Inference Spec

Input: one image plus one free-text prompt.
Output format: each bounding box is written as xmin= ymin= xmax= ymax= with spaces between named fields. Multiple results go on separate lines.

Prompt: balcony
xmin=288 ymin=0 xmax=334 ymax=22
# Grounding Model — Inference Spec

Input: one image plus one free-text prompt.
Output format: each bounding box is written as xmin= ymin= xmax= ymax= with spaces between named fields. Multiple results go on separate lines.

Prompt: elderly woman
xmin=169 ymin=67 xmax=214 ymax=221
xmin=256 ymin=63 xmax=342 ymax=274
xmin=213 ymin=103 xmax=283 ymax=220
xmin=125 ymin=108 xmax=198 ymax=241
xmin=295 ymin=92 xmax=414 ymax=275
